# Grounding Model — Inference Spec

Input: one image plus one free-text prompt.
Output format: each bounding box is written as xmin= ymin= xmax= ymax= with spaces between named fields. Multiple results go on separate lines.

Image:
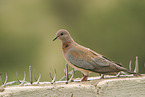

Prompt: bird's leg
xmin=99 ymin=74 xmax=104 ymax=79
xmin=116 ymin=72 xmax=121 ymax=77
xmin=81 ymin=75 xmax=88 ymax=81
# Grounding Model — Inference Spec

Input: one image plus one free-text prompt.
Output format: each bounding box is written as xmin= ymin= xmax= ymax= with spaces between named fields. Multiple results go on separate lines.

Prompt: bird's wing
xmin=67 ymin=46 xmax=110 ymax=71
xmin=89 ymin=49 xmax=123 ymax=67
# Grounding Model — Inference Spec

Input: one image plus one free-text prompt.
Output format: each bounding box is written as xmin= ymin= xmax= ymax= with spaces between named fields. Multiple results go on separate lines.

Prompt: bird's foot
xmin=81 ymin=75 xmax=88 ymax=81
xmin=99 ymin=74 xmax=104 ymax=79
xmin=116 ymin=72 xmax=121 ymax=77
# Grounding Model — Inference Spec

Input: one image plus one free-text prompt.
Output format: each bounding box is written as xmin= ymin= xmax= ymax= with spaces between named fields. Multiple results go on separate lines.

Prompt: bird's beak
xmin=53 ymin=36 xmax=58 ymax=41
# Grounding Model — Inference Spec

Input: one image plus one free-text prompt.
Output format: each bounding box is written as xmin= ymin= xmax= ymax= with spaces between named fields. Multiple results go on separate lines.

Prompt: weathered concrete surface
xmin=0 ymin=83 xmax=97 ymax=97
xmin=0 ymin=75 xmax=145 ymax=97
xmin=96 ymin=76 xmax=145 ymax=97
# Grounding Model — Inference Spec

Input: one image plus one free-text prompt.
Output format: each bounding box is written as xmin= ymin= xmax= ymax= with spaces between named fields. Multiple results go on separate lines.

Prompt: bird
xmin=53 ymin=29 xmax=140 ymax=81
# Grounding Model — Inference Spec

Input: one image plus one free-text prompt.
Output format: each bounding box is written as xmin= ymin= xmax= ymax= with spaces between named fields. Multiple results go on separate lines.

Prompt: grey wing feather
xmin=68 ymin=53 xmax=95 ymax=70
xmin=92 ymin=56 xmax=110 ymax=67
xmin=67 ymin=49 xmax=110 ymax=71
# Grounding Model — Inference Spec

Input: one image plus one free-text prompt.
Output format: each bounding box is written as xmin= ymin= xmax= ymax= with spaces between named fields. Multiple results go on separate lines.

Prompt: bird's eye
xmin=60 ymin=33 xmax=63 ymax=36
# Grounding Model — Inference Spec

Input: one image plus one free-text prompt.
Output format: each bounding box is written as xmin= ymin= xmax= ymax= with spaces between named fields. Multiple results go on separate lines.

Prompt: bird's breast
xmin=63 ymin=47 xmax=92 ymax=75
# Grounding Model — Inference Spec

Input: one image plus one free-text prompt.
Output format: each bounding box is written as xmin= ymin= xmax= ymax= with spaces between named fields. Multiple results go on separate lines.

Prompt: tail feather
xmin=121 ymin=67 xmax=140 ymax=75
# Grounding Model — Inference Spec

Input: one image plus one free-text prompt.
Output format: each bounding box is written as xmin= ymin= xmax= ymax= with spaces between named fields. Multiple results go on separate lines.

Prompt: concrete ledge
xmin=97 ymin=76 xmax=145 ymax=97
xmin=0 ymin=75 xmax=145 ymax=97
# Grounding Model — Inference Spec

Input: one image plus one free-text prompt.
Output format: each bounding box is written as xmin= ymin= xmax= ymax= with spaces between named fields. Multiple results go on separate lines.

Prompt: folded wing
xmin=67 ymin=47 xmax=113 ymax=72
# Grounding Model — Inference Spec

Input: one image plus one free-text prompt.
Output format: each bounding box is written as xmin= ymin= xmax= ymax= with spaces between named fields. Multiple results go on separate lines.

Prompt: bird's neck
xmin=61 ymin=38 xmax=76 ymax=52
xmin=61 ymin=37 xmax=74 ymax=46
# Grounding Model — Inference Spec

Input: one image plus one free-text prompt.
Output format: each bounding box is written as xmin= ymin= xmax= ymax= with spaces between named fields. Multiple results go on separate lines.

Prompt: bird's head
xmin=53 ymin=29 xmax=72 ymax=42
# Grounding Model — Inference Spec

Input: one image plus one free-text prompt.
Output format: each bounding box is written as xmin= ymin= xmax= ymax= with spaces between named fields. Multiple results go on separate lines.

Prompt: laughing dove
xmin=53 ymin=29 xmax=140 ymax=81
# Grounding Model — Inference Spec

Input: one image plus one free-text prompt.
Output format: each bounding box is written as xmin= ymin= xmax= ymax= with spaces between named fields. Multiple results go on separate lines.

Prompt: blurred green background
xmin=0 ymin=0 xmax=145 ymax=83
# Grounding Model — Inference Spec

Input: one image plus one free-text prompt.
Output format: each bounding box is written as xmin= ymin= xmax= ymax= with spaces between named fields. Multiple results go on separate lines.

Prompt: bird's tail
xmin=120 ymin=67 xmax=141 ymax=76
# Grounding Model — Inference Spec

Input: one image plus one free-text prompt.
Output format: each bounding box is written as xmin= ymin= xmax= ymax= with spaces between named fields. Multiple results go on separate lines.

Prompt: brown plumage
xmin=53 ymin=29 xmax=139 ymax=81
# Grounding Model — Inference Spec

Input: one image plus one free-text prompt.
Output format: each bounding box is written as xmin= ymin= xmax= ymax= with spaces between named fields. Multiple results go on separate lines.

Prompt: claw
xmin=49 ymin=68 xmax=56 ymax=84
xmin=0 ymin=73 xmax=8 ymax=86
xmin=134 ymin=56 xmax=139 ymax=73
xmin=129 ymin=60 xmax=132 ymax=71
xmin=29 ymin=66 xmax=33 ymax=84
xmin=33 ymin=70 xmax=41 ymax=84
